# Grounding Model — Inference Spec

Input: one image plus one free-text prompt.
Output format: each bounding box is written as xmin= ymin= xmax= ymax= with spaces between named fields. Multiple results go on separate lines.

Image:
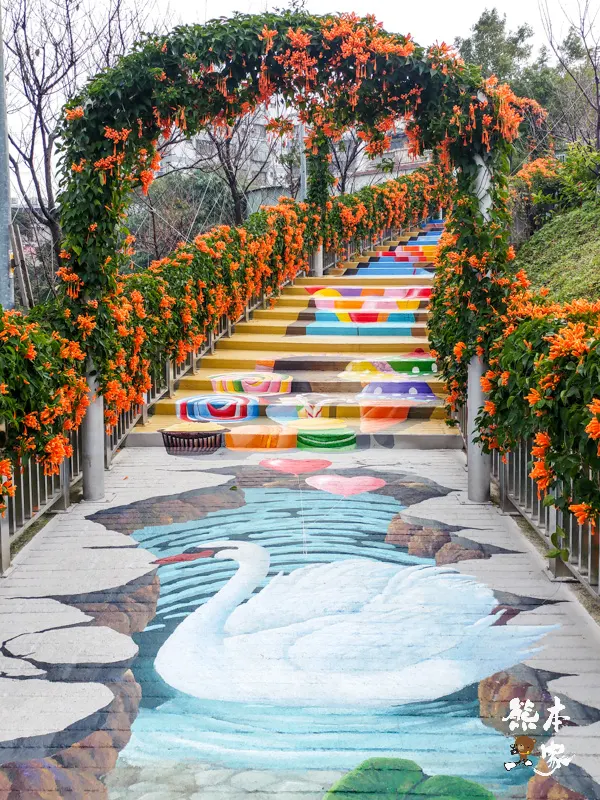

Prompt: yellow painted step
xmin=176 ymin=368 xmax=447 ymax=394
xmin=272 ymin=294 xmax=431 ymax=310
xmin=152 ymin=396 xmax=447 ymax=421
xmin=251 ymin=308 xmax=430 ymax=322
xmin=189 ymin=350 xmax=431 ymax=370
xmin=294 ymin=276 xmax=433 ymax=287
xmin=216 ymin=334 xmax=430 ymax=353
xmin=127 ymin=415 xmax=462 ymax=451
xmin=232 ymin=320 xmax=429 ymax=336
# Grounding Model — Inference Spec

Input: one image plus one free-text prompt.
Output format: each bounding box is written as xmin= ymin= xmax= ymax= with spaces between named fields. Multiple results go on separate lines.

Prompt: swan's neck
xmin=174 ymin=547 xmax=270 ymax=642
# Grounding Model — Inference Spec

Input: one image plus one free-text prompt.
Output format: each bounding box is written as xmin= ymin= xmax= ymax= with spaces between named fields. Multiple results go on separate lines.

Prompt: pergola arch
xmin=55 ymin=10 xmax=541 ymax=448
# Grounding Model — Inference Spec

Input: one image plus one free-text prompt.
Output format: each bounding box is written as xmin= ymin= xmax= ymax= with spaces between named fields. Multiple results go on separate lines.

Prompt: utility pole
xmin=0 ymin=5 xmax=13 ymax=310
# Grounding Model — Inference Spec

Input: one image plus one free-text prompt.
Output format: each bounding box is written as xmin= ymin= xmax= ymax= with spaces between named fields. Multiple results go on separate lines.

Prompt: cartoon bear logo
xmin=504 ymin=735 xmax=537 ymax=771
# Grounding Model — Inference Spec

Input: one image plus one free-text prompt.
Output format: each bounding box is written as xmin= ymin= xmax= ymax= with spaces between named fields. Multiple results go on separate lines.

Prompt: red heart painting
xmin=305 ymin=475 xmax=387 ymax=497
xmin=260 ymin=458 xmax=332 ymax=476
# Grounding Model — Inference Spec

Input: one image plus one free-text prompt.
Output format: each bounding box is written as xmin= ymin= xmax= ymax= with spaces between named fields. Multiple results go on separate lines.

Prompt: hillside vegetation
xmin=515 ymin=202 xmax=600 ymax=301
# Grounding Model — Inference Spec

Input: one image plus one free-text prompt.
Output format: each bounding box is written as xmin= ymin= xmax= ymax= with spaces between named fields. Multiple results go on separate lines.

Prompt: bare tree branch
xmin=3 ymin=0 xmax=171 ymax=302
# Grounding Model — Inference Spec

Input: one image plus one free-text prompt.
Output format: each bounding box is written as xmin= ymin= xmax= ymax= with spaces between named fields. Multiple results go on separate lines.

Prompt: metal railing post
xmin=165 ymin=359 xmax=175 ymax=399
xmin=0 ymin=503 xmax=10 ymax=574
xmin=498 ymin=457 xmax=513 ymax=513
xmin=81 ymin=359 xmax=105 ymax=502
xmin=54 ymin=458 xmax=71 ymax=512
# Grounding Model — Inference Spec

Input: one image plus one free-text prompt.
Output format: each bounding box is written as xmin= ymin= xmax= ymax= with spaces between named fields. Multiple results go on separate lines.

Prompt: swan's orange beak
xmin=153 ymin=549 xmax=215 ymax=565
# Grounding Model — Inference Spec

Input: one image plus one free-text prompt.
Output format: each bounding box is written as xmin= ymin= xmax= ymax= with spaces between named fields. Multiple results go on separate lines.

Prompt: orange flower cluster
xmin=513 ymin=157 xmax=559 ymax=189
xmin=569 ymin=502 xmax=593 ymax=526
xmin=0 ymin=310 xmax=90 ymax=508
xmin=65 ymin=106 xmax=84 ymax=122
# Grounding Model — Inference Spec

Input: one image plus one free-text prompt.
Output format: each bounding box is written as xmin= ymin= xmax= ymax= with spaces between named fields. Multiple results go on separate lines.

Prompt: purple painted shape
xmin=359 ymin=382 xmax=434 ymax=396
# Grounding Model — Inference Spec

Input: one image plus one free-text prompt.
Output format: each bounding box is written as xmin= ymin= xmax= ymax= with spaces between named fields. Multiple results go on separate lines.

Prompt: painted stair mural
xmin=128 ymin=220 xmax=461 ymax=451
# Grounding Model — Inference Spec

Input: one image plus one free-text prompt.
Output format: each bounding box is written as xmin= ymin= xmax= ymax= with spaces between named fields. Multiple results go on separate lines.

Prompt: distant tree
xmin=180 ymin=108 xmax=281 ymax=225
xmin=3 ymin=0 xmax=165 ymax=296
xmin=540 ymin=0 xmax=600 ymax=150
xmin=127 ymin=172 xmax=234 ymax=267
xmin=330 ymin=130 xmax=366 ymax=194
xmin=277 ymin=136 xmax=302 ymax=199
xmin=455 ymin=8 xmax=533 ymax=82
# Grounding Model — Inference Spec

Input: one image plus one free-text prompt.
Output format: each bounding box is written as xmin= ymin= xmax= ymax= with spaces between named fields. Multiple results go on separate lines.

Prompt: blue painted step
xmin=306 ymin=322 xmax=417 ymax=336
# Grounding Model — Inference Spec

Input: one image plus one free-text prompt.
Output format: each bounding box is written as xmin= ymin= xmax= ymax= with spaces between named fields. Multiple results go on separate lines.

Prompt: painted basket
xmin=160 ymin=428 xmax=229 ymax=455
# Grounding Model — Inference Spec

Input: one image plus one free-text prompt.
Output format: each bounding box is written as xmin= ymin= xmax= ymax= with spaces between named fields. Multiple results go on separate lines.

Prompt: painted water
xmin=119 ymin=486 xmax=534 ymax=796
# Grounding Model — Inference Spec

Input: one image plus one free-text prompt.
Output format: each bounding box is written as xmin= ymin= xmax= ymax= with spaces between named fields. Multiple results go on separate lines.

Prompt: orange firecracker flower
xmin=525 ymin=387 xmax=542 ymax=406
xmin=453 ymin=341 xmax=466 ymax=361
xmin=569 ymin=502 xmax=593 ymax=527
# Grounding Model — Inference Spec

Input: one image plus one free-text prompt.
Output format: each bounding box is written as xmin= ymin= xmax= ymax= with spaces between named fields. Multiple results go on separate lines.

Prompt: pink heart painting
xmin=260 ymin=458 xmax=332 ymax=476
xmin=305 ymin=475 xmax=387 ymax=497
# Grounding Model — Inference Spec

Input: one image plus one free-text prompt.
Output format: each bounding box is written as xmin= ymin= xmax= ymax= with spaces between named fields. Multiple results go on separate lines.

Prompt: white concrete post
xmin=467 ymin=152 xmax=493 ymax=502
xmin=82 ymin=359 xmax=105 ymax=502
xmin=467 ymin=355 xmax=491 ymax=502
xmin=313 ymin=245 xmax=324 ymax=277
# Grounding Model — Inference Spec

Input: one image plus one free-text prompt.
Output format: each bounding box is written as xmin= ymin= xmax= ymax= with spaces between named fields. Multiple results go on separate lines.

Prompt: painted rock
xmin=225 ymin=425 xmax=297 ymax=450
xmin=177 ymin=395 xmax=259 ymax=423
xmin=209 ymin=372 xmax=292 ymax=395
xmin=359 ymin=403 xmax=410 ymax=433
xmin=297 ymin=427 xmax=357 ymax=451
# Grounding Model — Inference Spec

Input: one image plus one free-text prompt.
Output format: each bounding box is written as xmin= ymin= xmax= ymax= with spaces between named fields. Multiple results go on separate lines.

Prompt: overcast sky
xmin=169 ymin=0 xmax=579 ymax=54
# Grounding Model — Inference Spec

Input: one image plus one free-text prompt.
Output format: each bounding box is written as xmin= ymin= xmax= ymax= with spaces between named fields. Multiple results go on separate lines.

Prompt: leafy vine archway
xmin=55 ymin=10 xmax=541 ymax=429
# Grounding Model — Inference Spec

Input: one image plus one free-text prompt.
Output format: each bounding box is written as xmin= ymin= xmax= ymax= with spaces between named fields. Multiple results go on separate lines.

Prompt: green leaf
xmin=324 ymin=758 xmax=424 ymax=799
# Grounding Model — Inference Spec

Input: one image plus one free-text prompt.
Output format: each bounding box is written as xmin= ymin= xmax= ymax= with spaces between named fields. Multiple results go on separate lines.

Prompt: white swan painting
xmin=153 ymin=540 xmax=551 ymax=708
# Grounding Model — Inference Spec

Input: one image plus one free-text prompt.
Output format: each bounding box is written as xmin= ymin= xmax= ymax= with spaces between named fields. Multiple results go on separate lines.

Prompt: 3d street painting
xmin=2 ymin=456 xmax=600 ymax=799
xmin=77 ymin=460 xmax=598 ymax=799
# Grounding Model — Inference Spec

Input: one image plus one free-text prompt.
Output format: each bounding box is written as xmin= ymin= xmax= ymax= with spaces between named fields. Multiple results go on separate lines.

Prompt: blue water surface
xmin=120 ymin=486 xmax=530 ymax=796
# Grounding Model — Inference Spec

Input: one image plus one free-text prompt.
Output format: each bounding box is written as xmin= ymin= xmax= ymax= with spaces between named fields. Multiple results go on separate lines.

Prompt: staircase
xmin=126 ymin=220 xmax=461 ymax=451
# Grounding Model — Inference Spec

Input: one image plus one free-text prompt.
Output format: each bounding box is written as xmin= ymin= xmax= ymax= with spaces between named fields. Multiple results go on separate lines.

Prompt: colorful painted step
xmin=127 ymin=222 xmax=461 ymax=451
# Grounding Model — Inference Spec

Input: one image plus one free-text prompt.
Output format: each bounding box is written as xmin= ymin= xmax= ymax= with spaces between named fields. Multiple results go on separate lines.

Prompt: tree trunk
xmin=231 ymin=184 xmax=247 ymax=225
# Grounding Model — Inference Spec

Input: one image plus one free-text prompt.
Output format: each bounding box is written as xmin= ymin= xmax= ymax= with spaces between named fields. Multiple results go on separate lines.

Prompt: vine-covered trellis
xmin=1 ymin=10 xmax=542 ymax=508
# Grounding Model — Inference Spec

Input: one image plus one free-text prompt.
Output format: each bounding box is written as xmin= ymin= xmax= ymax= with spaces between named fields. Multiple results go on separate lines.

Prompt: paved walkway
xmin=1 ymin=229 xmax=600 ymax=800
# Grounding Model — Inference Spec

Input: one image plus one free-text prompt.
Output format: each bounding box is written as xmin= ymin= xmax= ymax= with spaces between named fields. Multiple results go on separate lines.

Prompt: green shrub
xmin=515 ymin=202 xmax=600 ymax=301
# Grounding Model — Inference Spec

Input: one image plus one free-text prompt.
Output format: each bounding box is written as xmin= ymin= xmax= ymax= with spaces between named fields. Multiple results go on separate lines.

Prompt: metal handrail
xmin=455 ymin=409 xmax=599 ymax=598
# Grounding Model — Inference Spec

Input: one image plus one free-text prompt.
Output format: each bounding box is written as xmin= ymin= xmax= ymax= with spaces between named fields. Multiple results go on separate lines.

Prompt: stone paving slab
xmin=1 ymin=446 xmax=600 ymax=799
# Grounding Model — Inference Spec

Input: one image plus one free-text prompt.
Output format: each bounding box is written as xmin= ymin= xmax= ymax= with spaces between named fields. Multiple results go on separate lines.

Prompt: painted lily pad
xmin=323 ymin=757 xmax=425 ymax=799
xmin=417 ymin=774 xmax=497 ymax=799
xmin=323 ymin=757 xmax=496 ymax=800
